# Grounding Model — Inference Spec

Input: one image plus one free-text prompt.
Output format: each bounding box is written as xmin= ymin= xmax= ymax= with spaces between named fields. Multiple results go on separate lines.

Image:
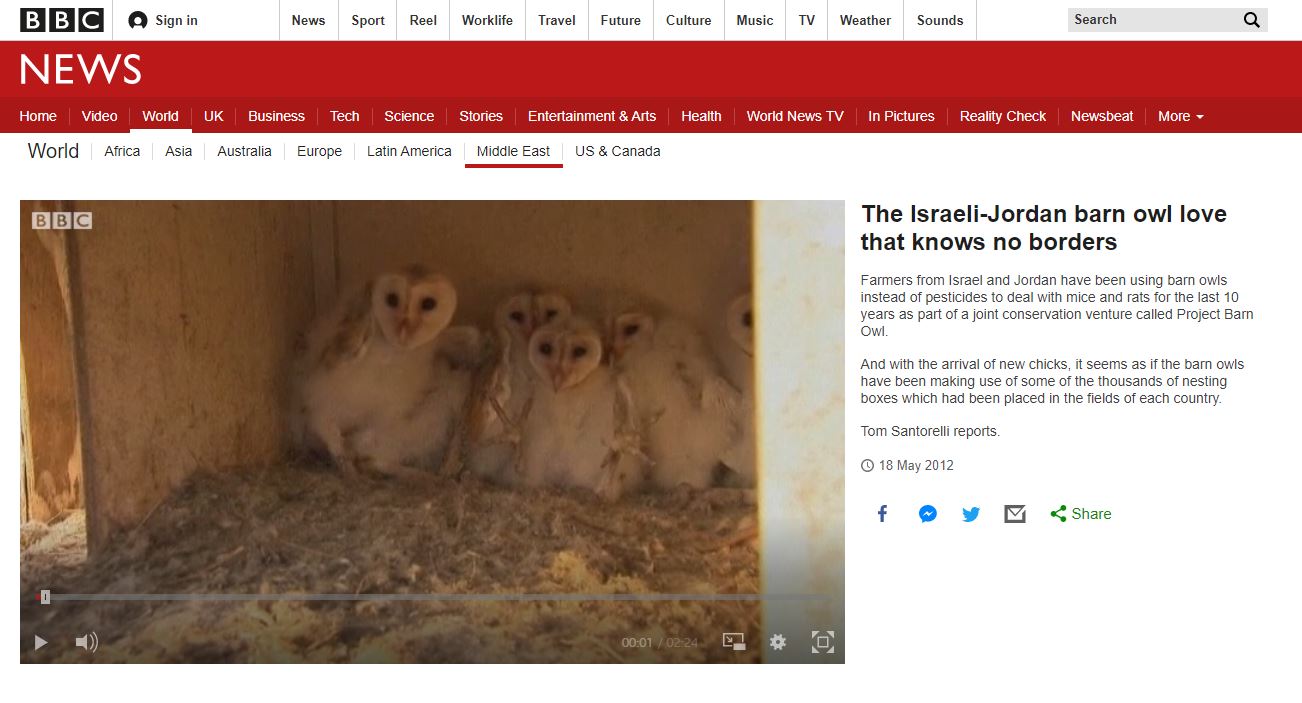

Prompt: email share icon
xmin=1004 ymin=505 xmax=1027 ymax=523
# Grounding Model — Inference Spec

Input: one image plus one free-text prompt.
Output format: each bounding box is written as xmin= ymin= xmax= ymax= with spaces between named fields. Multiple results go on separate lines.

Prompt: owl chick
xmin=466 ymin=291 xmax=572 ymax=484
xmin=719 ymin=293 xmax=756 ymax=487
xmin=726 ymin=293 xmax=754 ymax=358
xmin=519 ymin=316 xmax=646 ymax=501
xmin=297 ymin=266 xmax=460 ymax=476
xmin=609 ymin=309 xmax=741 ymax=490
xmin=347 ymin=325 xmax=485 ymax=478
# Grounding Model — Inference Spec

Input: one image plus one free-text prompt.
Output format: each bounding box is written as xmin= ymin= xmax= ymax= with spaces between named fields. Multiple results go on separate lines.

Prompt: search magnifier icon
xmin=1244 ymin=11 xmax=1260 ymax=28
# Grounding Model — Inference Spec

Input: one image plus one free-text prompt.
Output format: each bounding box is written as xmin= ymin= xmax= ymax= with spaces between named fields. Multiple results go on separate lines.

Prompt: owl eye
xmin=385 ymin=293 xmax=400 ymax=309
xmin=421 ymin=297 xmax=437 ymax=311
xmin=623 ymin=324 xmax=640 ymax=337
xmin=538 ymin=342 xmax=554 ymax=356
xmin=509 ymin=311 xmax=526 ymax=324
xmin=742 ymin=311 xmax=752 ymax=328
xmin=572 ymin=346 xmax=588 ymax=359
xmin=545 ymin=309 xmax=559 ymax=320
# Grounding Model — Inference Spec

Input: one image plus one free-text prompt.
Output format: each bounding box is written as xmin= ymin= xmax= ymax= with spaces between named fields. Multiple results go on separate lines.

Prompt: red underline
xmin=464 ymin=163 xmax=564 ymax=169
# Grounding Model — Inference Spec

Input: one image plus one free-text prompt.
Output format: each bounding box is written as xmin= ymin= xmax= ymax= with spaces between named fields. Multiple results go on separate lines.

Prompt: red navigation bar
xmin=4 ymin=41 xmax=1298 ymax=99
xmin=5 ymin=98 xmax=1298 ymax=133
xmin=5 ymin=41 xmax=1299 ymax=132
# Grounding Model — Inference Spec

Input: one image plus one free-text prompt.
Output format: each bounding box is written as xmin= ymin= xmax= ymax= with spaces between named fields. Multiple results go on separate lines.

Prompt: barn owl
xmin=296 ymin=266 xmax=466 ymax=477
xmin=519 ymin=316 xmax=646 ymax=501
xmin=726 ymin=293 xmax=754 ymax=357
xmin=608 ymin=309 xmax=741 ymax=490
xmin=466 ymin=291 xmax=572 ymax=483
xmin=719 ymin=293 xmax=756 ymax=487
xmin=347 ymin=325 xmax=485 ymax=478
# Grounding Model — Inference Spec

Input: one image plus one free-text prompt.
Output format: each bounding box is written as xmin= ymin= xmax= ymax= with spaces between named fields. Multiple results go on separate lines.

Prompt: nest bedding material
xmin=20 ymin=465 xmax=760 ymax=663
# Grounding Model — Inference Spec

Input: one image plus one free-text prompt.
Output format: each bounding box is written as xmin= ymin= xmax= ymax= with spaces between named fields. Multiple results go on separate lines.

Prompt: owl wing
xmin=317 ymin=283 xmax=375 ymax=370
xmin=466 ymin=333 xmax=513 ymax=444
xmin=701 ymin=374 xmax=744 ymax=443
xmin=434 ymin=325 xmax=488 ymax=370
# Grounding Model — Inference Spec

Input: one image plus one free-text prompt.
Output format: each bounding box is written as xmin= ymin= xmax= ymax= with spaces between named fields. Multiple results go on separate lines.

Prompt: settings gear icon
xmin=768 ymin=633 xmax=787 ymax=651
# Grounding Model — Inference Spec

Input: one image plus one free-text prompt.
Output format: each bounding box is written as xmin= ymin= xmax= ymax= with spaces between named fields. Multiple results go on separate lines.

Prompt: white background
xmin=5 ymin=131 xmax=1301 ymax=698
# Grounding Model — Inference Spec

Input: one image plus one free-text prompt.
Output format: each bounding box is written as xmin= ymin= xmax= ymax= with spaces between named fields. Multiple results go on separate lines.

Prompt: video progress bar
xmin=46 ymin=593 xmax=828 ymax=603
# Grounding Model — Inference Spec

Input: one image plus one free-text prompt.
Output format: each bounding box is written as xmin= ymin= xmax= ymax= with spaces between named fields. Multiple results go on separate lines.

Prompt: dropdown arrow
xmin=1196 ymin=114 xmax=1204 ymax=119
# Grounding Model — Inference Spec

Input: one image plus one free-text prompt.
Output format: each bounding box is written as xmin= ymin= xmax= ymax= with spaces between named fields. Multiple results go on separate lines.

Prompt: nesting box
xmin=20 ymin=200 xmax=757 ymax=550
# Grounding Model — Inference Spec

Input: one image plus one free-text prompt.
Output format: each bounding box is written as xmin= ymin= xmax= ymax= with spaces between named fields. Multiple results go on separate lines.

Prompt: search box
xmin=1069 ymin=8 xmax=1268 ymax=32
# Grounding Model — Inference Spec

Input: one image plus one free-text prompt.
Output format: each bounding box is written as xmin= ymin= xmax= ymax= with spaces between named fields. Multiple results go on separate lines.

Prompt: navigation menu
xmin=8 ymin=98 xmax=1290 ymax=134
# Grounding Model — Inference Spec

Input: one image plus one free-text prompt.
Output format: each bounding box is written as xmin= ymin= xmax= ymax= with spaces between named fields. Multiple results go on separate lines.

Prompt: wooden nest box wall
xmin=19 ymin=201 xmax=754 ymax=554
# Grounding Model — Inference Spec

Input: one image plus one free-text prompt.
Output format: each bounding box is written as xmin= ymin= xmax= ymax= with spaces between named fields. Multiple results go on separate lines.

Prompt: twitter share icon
xmin=962 ymin=507 xmax=980 ymax=522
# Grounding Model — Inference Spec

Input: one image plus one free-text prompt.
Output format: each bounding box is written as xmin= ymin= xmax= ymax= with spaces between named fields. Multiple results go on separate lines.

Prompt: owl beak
xmin=397 ymin=315 xmax=421 ymax=345
xmin=550 ymin=370 xmax=567 ymax=392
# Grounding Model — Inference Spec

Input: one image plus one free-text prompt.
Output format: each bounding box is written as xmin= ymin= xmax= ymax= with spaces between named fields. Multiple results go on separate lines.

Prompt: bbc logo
xmin=32 ymin=212 xmax=93 ymax=230
xmin=20 ymin=7 xmax=106 ymax=32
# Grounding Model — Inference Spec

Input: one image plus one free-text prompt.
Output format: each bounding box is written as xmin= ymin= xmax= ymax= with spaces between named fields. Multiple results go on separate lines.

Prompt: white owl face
xmin=609 ymin=311 xmax=655 ymax=364
xmin=371 ymin=269 xmax=458 ymax=350
xmin=528 ymin=319 xmax=603 ymax=392
xmin=494 ymin=291 xmax=572 ymax=344
xmin=494 ymin=293 xmax=535 ymax=343
xmin=726 ymin=293 xmax=753 ymax=356
xmin=532 ymin=292 xmax=572 ymax=330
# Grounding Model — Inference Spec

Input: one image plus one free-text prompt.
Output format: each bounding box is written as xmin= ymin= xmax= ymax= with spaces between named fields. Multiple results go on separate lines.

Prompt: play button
xmin=35 ymin=635 xmax=48 ymax=651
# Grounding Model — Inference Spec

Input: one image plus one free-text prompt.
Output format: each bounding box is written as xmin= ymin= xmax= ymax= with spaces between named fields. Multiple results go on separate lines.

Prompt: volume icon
xmin=75 ymin=631 xmax=99 ymax=653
